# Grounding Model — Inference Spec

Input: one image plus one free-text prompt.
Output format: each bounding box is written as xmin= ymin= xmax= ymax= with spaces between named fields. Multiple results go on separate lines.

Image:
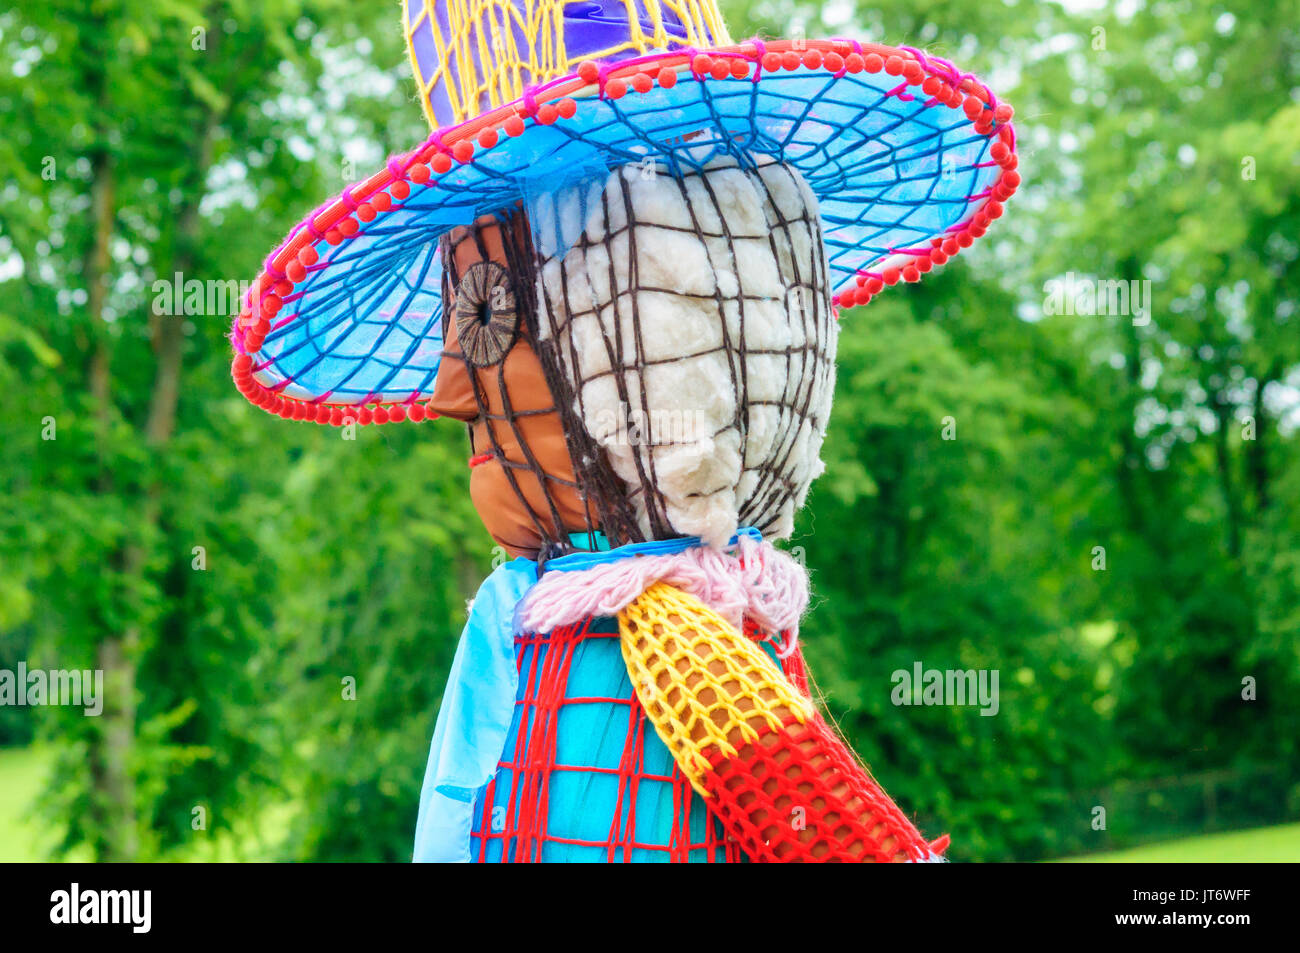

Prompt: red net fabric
xmin=469 ymin=614 xmax=745 ymax=862
xmin=698 ymin=709 xmax=933 ymax=862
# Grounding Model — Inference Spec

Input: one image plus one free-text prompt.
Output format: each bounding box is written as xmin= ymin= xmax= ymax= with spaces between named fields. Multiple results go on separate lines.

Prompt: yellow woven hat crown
xmin=403 ymin=0 xmax=731 ymax=127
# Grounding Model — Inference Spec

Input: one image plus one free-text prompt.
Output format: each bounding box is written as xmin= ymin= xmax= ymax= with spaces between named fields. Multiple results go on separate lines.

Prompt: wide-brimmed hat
xmin=229 ymin=0 xmax=1020 ymax=424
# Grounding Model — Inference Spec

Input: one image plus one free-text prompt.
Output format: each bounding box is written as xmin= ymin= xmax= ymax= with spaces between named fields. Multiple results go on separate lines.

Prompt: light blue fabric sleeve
xmin=412 ymin=558 xmax=537 ymax=862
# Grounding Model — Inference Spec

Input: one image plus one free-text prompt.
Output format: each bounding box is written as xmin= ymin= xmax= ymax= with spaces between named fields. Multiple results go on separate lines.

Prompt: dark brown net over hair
xmin=435 ymin=157 xmax=834 ymax=558
xmin=530 ymin=158 xmax=835 ymax=546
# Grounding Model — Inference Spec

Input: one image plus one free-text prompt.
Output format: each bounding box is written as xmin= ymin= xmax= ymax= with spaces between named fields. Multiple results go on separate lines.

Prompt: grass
xmin=4 ymin=744 xmax=1296 ymax=861
xmin=0 ymin=745 xmax=295 ymax=862
xmin=0 ymin=744 xmax=63 ymax=861
xmin=1058 ymin=822 xmax=1300 ymax=862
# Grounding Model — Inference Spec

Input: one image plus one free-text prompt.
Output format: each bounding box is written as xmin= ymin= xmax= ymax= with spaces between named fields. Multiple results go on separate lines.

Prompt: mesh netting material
xmin=532 ymin=158 xmax=836 ymax=547
xmin=699 ymin=713 xmax=931 ymax=862
xmin=428 ymin=161 xmax=833 ymax=557
xmin=404 ymin=0 xmax=730 ymax=127
xmin=436 ymin=208 xmax=614 ymax=553
xmin=618 ymin=582 xmax=815 ymax=782
xmin=242 ymin=54 xmax=1007 ymax=408
xmin=253 ymin=230 xmax=447 ymax=404
xmin=469 ymin=614 xmax=747 ymax=862
xmin=619 ymin=582 xmax=932 ymax=862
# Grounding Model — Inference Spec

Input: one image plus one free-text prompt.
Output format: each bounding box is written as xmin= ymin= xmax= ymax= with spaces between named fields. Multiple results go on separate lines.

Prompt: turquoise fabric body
xmin=467 ymin=615 xmax=732 ymax=862
xmin=413 ymin=529 xmax=765 ymax=863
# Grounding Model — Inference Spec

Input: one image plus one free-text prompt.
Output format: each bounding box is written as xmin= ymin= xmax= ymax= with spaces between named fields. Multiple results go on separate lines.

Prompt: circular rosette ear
xmin=454 ymin=261 xmax=519 ymax=366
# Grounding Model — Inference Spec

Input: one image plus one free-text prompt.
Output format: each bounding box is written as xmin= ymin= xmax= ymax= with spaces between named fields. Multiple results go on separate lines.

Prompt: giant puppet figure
xmin=230 ymin=0 xmax=1020 ymax=862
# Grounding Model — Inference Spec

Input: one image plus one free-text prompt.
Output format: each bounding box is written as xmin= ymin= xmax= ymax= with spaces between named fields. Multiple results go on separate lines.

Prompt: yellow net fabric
xmin=617 ymin=581 xmax=813 ymax=794
xmin=617 ymin=581 xmax=932 ymax=861
xmin=405 ymin=0 xmax=732 ymax=127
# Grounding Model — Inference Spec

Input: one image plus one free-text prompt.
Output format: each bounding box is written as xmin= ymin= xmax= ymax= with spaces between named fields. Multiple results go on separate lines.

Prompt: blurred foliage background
xmin=1 ymin=0 xmax=1297 ymax=862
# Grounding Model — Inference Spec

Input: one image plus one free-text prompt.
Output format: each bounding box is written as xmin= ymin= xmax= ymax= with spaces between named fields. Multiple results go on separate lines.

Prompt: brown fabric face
xmin=429 ymin=209 xmax=596 ymax=559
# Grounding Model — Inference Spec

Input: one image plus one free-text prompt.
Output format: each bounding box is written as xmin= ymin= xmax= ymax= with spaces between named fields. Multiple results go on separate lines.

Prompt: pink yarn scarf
xmin=516 ymin=535 xmax=809 ymax=657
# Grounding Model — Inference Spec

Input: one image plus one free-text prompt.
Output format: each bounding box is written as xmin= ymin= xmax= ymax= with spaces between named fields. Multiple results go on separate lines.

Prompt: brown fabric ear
xmin=431 ymin=209 xmax=598 ymax=559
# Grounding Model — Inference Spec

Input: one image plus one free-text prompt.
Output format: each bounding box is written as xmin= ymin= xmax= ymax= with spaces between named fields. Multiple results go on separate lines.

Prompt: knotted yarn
xmin=516 ymin=534 xmax=809 ymax=656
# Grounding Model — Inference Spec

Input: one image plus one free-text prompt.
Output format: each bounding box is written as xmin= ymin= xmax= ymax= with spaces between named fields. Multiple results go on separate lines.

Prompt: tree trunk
xmin=1247 ymin=359 xmax=1280 ymax=514
xmin=83 ymin=9 xmax=225 ymax=860
xmin=1211 ymin=384 xmax=1243 ymax=560
xmin=1114 ymin=259 xmax=1149 ymax=539
xmin=71 ymin=0 xmax=143 ymax=856
xmin=82 ymin=128 xmax=140 ymax=862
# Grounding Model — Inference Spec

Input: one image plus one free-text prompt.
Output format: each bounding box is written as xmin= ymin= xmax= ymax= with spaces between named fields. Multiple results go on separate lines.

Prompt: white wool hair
xmin=534 ymin=159 xmax=838 ymax=548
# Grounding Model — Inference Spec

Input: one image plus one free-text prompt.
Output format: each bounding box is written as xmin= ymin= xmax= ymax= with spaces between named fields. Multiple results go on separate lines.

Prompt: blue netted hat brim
xmin=230 ymin=39 xmax=1020 ymax=424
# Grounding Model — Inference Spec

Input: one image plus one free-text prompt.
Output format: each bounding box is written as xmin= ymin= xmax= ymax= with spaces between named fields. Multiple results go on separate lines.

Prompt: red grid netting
xmin=469 ymin=615 xmax=746 ymax=862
